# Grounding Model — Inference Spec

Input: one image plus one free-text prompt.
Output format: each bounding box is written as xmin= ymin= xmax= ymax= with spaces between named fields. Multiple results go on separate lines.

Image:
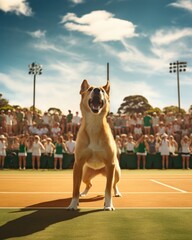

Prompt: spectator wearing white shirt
xmin=32 ymin=135 xmax=45 ymax=170
xmin=72 ymin=111 xmax=81 ymax=136
xmin=51 ymin=122 xmax=61 ymax=138
xmin=66 ymin=134 xmax=76 ymax=154
xmin=5 ymin=110 xmax=13 ymax=135
xmin=0 ymin=135 xmax=7 ymax=169
xmin=42 ymin=112 xmax=51 ymax=125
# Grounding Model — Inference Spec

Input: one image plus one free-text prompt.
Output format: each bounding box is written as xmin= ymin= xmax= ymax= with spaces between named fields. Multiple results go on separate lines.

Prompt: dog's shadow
xmin=0 ymin=196 xmax=104 ymax=239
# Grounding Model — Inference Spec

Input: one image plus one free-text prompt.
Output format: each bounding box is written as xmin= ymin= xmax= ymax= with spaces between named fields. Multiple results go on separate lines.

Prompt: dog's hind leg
xmin=80 ymin=166 xmax=98 ymax=197
xmin=113 ymin=165 xmax=122 ymax=197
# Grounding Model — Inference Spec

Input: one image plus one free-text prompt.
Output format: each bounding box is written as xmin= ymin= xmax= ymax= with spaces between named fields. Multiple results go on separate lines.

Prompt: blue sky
xmin=0 ymin=0 xmax=192 ymax=115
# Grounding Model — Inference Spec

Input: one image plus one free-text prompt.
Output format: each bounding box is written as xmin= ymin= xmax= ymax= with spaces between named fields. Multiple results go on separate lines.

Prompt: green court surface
xmin=0 ymin=209 xmax=192 ymax=240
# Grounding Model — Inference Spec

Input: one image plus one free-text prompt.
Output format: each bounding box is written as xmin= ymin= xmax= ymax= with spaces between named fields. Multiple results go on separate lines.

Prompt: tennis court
xmin=0 ymin=169 xmax=192 ymax=209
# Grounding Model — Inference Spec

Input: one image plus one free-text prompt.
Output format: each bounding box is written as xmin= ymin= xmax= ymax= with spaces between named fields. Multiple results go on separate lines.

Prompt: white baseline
xmin=151 ymin=179 xmax=187 ymax=193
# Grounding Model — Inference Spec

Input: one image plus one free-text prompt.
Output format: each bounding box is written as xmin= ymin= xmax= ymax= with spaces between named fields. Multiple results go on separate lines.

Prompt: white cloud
xmin=110 ymin=79 xmax=162 ymax=112
xmin=70 ymin=0 xmax=84 ymax=4
xmin=28 ymin=30 xmax=46 ymax=38
xmin=0 ymin=69 xmax=81 ymax=114
xmin=60 ymin=10 xmax=138 ymax=42
xmin=0 ymin=0 xmax=32 ymax=16
xmin=150 ymin=28 xmax=192 ymax=46
xmin=169 ymin=0 xmax=192 ymax=12
xmin=32 ymin=40 xmax=61 ymax=52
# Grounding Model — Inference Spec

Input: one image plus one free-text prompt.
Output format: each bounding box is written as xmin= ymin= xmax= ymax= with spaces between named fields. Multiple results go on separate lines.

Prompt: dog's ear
xmin=80 ymin=79 xmax=90 ymax=94
xmin=103 ymin=80 xmax=110 ymax=96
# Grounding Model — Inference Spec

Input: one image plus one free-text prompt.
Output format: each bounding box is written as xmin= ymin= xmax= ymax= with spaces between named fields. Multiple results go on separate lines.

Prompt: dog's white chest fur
xmin=86 ymin=143 xmax=106 ymax=169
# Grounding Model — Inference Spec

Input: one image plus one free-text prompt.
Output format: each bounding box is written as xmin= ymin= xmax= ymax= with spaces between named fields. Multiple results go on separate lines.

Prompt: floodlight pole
xmin=107 ymin=62 xmax=109 ymax=81
xmin=33 ymin=74 xmax=36 ymax=119
xmin=28 ymin=62 xmax=43 ymax=120
xmin=169 ymin=61 xmax=187 ymax=112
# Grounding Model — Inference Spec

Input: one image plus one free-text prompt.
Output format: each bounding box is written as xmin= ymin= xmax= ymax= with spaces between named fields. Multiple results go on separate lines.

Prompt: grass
xmin=0 ymin=209 xmax=192 ymax=240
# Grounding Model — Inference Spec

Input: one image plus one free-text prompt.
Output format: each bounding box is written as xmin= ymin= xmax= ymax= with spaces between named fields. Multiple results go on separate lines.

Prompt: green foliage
xmin=0 ymin=93 xmax=9 ymax=109
xmin=163 ymin=105 xmax=186 ymax=114
xmin=147 ymin=107 xmax=162 ymax=115
xmin=118 ymin=95 xmax=153 ymax=114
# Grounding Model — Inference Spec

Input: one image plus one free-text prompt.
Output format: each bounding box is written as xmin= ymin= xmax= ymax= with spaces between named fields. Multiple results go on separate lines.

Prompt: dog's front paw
xmin=67 ymin=198 xmax=79 ymax=211
xmin=104 ymin=205 xmax=115 ymax=211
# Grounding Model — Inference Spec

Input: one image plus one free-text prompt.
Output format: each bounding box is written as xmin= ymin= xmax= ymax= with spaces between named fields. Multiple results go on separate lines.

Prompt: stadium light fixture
xmin=169 ymin=61 xmax=187 ymax=112
xmin=28 ymin=62 xmax=43 ymax=119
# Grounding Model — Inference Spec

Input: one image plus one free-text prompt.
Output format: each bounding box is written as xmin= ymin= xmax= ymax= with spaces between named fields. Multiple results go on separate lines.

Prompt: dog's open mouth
xmin=88 ymin=96 xmax=104 ymax=113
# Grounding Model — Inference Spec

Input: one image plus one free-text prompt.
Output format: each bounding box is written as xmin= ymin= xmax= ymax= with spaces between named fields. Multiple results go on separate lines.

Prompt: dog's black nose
xmin=93 ymin=88 xmax=100 ymax=94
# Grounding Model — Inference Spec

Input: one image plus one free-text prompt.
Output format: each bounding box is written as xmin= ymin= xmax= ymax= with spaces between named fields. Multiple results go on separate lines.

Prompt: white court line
xmin=0 ymin=191 xmax=191 ymax=194
xmin=151 ymin=179 xmax=187 ymax=193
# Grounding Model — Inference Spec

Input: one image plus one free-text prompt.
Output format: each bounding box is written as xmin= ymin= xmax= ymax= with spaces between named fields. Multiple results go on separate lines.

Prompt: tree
xmin=118 ymin=95 xmax=152 ymax=114
xmin=163 ymin=105 xmax=186 ymax=114
xmin=0 ymin=93 xmax=9 ymax=108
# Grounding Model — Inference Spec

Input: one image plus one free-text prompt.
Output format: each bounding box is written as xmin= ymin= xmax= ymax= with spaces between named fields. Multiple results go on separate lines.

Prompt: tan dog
xmin=68 ymin=79 xmax=121 ymax=211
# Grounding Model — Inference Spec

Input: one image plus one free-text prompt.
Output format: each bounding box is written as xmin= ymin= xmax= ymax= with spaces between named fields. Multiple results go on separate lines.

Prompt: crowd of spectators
xmin=0 ymin=108 xmax=192 ymax=170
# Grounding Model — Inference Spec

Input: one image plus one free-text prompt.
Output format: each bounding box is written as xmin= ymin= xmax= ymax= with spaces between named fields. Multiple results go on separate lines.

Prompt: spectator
xmin=169 ymin=135 xmax=178 ymax=156
xmin=147 ymin=134 xmax=158 ymax=169
xmin=32 ymin=135 xmax=45 ymax=170
xmin=166 ymin=123 xmax=174 ymax=136
xmin=72 ymin=112 xmax=81 ymax=136
xmin=29 ymin=122 xmax=38 ymax=135
xmin=180 ymin=121 xmax=189 ymax=137
xmin=107 ymin=112 xmax=115 ymax=135
xmin=124 ymin=135 xmax=135 ymax=154
xmin=51 ymin=122 xmax=61 ymax=139
xmin=135 ymin=135 xmax=148 ymax=169
xmin=172 ymin=118 xmax=181 ymax=143
xmin=159 ymin=133 xmax=170 ymax=169
xmin=165 ymin=111 xmax=174 ymax=124
xmin=54 ymin=136 xmax=67 ymax=170
xmin=133 ymin=124 xmax=143 ymax=140
xmin=114 ymin=114 xmax=123 ymax=136
xmin=158 ymin=121 xmax=166 ymax=135
xmin=129 ymin=114 xmax=137 ymax=134
xmin=60 ymin=115 xmax=66 ymax=136
xmin=5 ymin=110 xmax=13 ymax=135
xmin=66 ymin=110 xmax=73 ymax=132
xmin=15 ymin=108 xmax=25 ymax=134
xmin=143 ymin=112 xmax=152 ymax=135
xmin=43 ymin=137 xmax=55 ymax=169
xmin=147 ymin=135 xmax=158 ymax=155
xmin=25 ymin=109 xmax=33 ymax=126
xmin=42 ymin=112 xmax=51 ymax=125
xmin=18 ymin=135 xmax=28 ymax=170
xmin=180 ymin=135 xmax=191 ymax=170
xmin=0 ymin=135 xmax=7 ymax=169
xmin=0 ymin=110 xmax=6 ymax=133
xmin=115 ymin=135 xmax=123 ymax=157
xmin=151 ymin=112 xmax=159 ymax=134
xmin=136 ymin=113 xmax=144 ymax=127
xmin=120 ymin=134 xmax=128 ymax=152
xmin=66 ymin=134 xmax=76 ymax=154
